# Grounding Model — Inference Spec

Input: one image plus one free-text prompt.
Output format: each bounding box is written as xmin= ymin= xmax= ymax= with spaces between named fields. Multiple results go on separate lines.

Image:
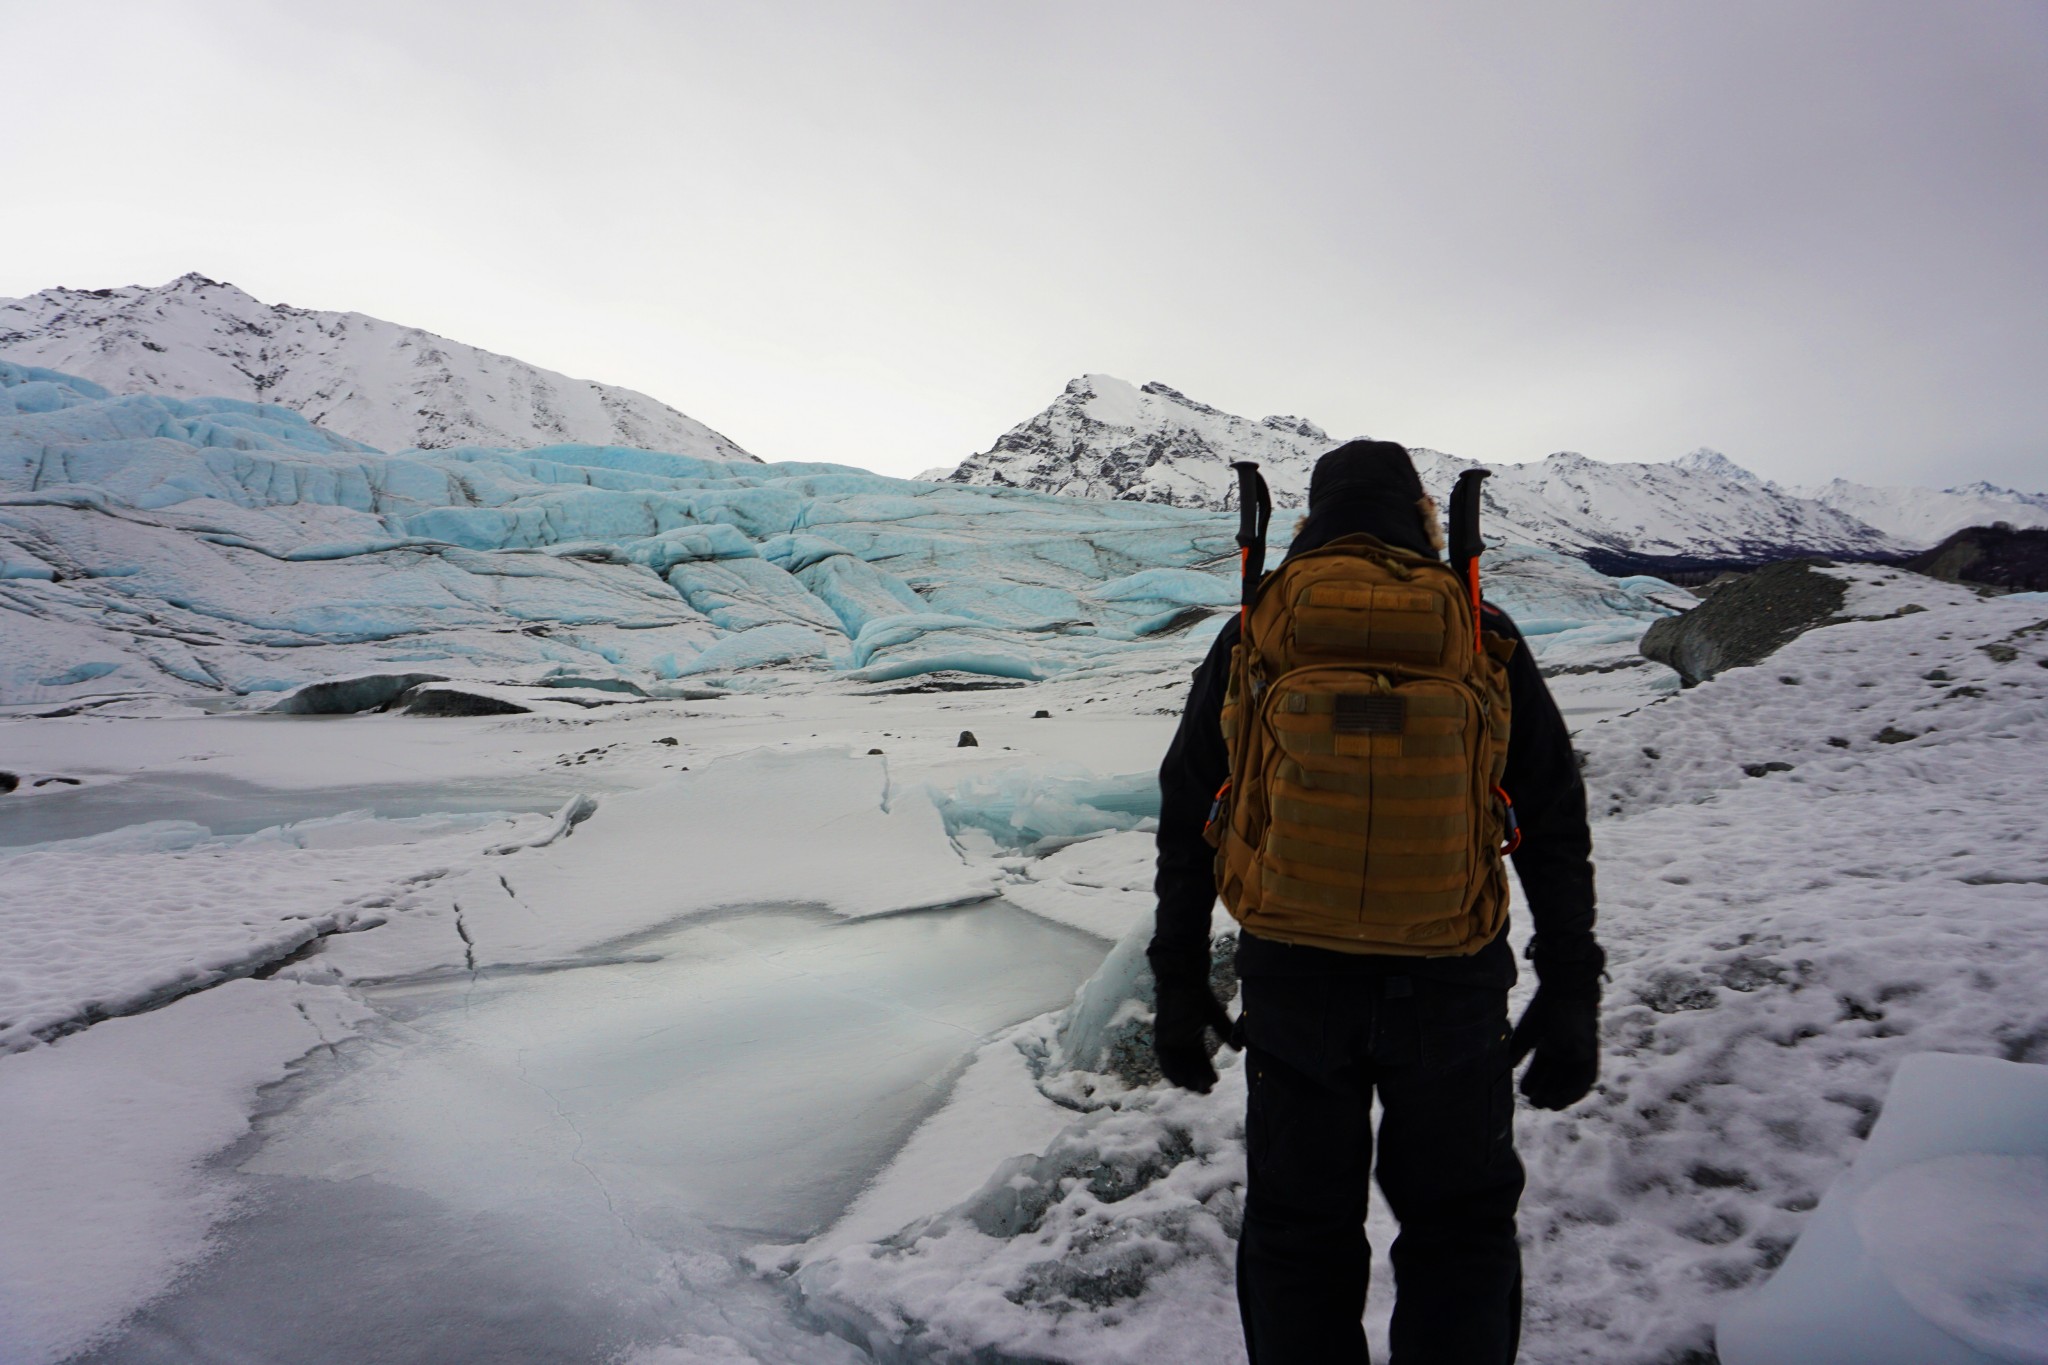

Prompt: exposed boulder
xmin=1903 ymin=524 xmax=2048 ymax=592
xmin=534 ymin=675 xmax=648 ymax=696
xmin=1640 ymin=560 xmax=1848 ymax=686
xmin=400 ymin=684 xmax=532 ymax=717
xmin=268 ymin=672 xmax=447 ymax=715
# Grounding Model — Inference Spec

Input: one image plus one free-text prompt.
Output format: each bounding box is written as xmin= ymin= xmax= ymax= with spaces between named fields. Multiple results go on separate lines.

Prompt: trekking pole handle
xmin=1231 ymin=461 xmax=1272 ymax=615
xmin=1448 ymin=468 xmax=1489 ymax=576
xmin=1448 ymin=468 xmax=1490 ymax=650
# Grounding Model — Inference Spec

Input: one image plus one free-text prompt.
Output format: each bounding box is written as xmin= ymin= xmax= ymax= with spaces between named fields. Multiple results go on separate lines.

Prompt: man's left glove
xmin=1152 ymin=972 xmax=1238 ymax=1094
xmin=1511 ymin=940 xmax=1606 ymax=1111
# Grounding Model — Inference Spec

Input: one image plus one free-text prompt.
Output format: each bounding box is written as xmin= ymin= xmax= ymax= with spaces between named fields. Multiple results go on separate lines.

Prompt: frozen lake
xmin=77 ymin=900 xmax=1110 ymax=1363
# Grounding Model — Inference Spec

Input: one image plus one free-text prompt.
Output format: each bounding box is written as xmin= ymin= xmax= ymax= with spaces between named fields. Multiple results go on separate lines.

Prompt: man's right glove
xmin=1152 ymin=972 xmax=1237 ymax=1094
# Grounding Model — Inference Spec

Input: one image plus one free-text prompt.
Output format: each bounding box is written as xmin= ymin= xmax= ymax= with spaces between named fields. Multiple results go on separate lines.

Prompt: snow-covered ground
xmin=785 ymin=585 xmax=2048 ymax=1364
xmin=7 ymin=587 xmax=2041 ymax=1363
xmin=0 ymin=635 xmax=1660 ymax=1364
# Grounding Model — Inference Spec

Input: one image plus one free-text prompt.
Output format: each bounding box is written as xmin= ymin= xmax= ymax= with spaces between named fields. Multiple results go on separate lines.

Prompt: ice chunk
xmin=1717 ymin=1053 xmax=2048 ymax=1365
xmin=1854 ymin=1155 xmax=2048 ymax=1360
xmin=932 ymin=766 xmax=1160 ymax=852
xmin=486 ymin=793 xmax=598 ymax=853
xmin=1050 ymin=914 xmax=1157 ymax=1078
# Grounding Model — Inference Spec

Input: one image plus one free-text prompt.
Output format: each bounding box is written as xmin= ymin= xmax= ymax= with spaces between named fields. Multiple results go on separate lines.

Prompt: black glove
xmin=1511 ymin=982 xmax=1601 ymax=1110
xmin=1152 ymin=972 xmax=1238 ymax=1094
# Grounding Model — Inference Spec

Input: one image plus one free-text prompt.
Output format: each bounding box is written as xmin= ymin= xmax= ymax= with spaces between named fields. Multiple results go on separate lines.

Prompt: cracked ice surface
xmin=62 ymin=904 xmax=1106 ymax=1365
xmin=0 ymin=694 xmax=1179 ymax=1363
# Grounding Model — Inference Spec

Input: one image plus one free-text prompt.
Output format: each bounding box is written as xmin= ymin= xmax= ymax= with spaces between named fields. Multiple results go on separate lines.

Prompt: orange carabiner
xmin=1494 ymin=784 xmax=1522 ymax=856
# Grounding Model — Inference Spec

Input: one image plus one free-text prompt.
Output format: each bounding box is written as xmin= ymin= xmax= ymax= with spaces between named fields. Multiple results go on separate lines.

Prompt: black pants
xmin=1236 ymin=970 xmax=1525 ymax=1365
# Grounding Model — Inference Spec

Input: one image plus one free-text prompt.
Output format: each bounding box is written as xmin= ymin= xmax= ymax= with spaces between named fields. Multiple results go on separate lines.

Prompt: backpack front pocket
xmin=1255 ymin=669 xmax=1481 ymax=946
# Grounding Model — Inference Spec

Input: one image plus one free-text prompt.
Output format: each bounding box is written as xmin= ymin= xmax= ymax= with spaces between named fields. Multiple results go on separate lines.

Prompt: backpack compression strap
xmin=1231 ymin=461 xmax=1272 ymax=625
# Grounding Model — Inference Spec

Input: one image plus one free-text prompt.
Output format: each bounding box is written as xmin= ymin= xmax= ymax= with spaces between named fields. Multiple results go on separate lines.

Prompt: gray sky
xmin=4 ymin=0 xmax=2044 ymax=488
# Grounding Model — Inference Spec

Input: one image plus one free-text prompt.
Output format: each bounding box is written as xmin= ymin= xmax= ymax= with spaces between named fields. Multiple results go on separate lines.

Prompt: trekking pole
xmin=1448 ymin=468 xmax=1490 ymax=652
xmin=1230 ymin=461 xmax=1271 ymax=627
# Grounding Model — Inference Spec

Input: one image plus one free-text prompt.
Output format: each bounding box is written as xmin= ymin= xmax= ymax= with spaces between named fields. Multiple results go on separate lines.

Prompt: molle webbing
xmin=1210 ymin=535 xmax=1514 ymax=957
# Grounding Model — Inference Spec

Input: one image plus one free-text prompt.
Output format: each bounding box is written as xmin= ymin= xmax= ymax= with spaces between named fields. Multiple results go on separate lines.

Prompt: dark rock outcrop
xmin=269 ymin=672 xmax=447 ymax=715
xmin=536 ymin=675 xmax=648 ymax=696
xmin=1904 ymin=524 xmax=2048 ymax=592
xmin=1640 ymin=560 xmax=1849 ymax=685
xmin=400 ymin=685 xmax=531 ymax=717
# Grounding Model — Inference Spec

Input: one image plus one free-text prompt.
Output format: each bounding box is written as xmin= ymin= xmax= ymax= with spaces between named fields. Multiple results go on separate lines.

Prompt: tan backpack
xmin=1204 ymin=464 xmax=1518 ymax=956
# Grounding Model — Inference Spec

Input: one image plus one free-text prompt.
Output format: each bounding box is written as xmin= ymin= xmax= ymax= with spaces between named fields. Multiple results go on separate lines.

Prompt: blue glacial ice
xmin=0 ymin=363 xmax=1683 ymax=707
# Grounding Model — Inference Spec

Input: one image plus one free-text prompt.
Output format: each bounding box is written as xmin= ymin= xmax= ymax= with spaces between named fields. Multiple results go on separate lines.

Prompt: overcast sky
xmin=3 ymin=0 xmax=2043 ymax=488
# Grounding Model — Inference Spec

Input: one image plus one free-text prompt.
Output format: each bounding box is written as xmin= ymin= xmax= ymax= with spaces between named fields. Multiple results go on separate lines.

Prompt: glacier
xmin=0 ymin=361 xmax=1683 ymax=713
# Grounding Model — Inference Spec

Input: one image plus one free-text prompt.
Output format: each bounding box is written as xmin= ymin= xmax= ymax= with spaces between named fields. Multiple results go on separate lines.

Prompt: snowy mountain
xmin=1792 ymin=477 xmax=2048 ymax=546
xmin=0 ymin=274 xmax=756 ymax=460
xmin=942 ymin=375 xmax=2041 ymax=562
xmin=941 ymin=375 xmax=1345 ymax=507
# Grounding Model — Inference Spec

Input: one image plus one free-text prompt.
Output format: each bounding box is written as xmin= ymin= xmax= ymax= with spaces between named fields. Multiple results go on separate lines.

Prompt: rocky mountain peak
xmin=944 ymin=376 xmax=1939 ymax=567
xmin=1671 ymin=447 xmax=1759 ymax=482
xmin=1260 ymin=414 xmax=1328 ymax=440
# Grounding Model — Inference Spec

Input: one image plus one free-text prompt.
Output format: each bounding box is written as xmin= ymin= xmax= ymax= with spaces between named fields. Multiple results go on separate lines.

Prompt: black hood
xmin=1287 ymin=439 xmax=1438 ymax=559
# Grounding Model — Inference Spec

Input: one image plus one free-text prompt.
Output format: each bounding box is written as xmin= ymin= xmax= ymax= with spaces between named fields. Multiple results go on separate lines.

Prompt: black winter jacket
xmin=1149 ymin=497 xmax=1601 ymax=991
